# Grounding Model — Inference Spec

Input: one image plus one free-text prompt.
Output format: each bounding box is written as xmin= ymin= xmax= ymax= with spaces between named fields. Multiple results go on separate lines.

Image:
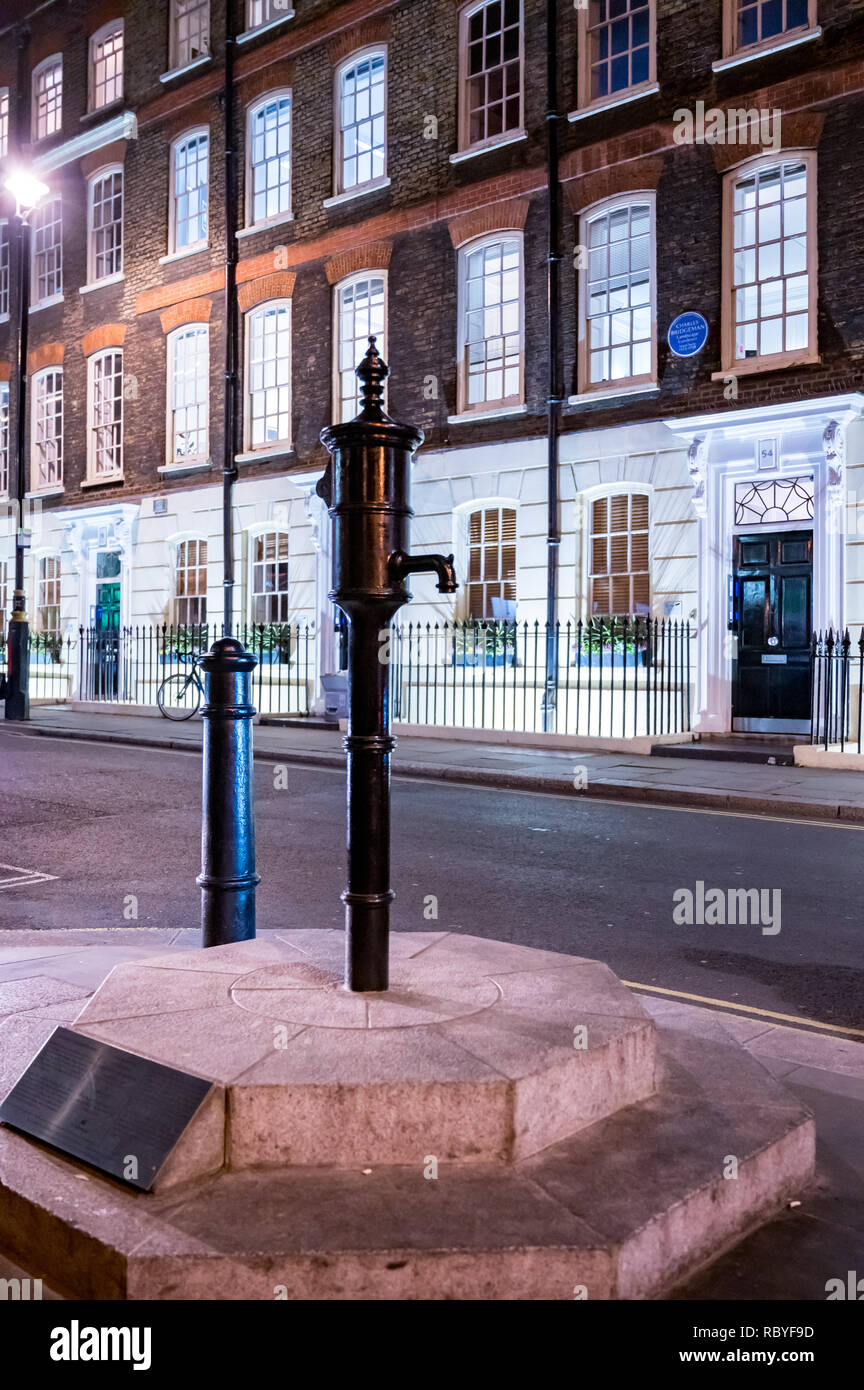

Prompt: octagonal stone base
xmin=70 ymin=932 xmax=657 ymax=1172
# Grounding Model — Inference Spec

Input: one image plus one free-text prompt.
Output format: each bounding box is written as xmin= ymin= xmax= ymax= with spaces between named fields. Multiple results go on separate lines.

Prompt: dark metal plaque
xmin=0 ymin=1027 xmax=213 ymax=1191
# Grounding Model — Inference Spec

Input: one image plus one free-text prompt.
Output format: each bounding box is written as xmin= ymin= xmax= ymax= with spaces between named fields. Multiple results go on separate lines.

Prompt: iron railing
xmin=811 ymin=627 xmax=864 ymax=753
xmin=1 ymin=623 xmax=316 ymax=716
xmin=391 ymin=617 xmax=693 ymax=737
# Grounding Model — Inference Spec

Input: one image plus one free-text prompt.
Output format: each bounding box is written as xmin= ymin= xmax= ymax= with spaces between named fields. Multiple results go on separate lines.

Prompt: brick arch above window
xmin=328 ymin=18 xmax=391 ymax=65
xmin=86 ymin=0 xmax=123 ymax=34
xmin=27 ymin=342 xmax=64 ymax=373
xmin=448 ymin=197 xmax=531 ymax=249
xmin=79 ymin=140 xmax=128 ymax=179
xmin=324 ymin=241 xmax=392 ymax=284
xmin=564 ymin=154 xmax=665 ymax=214
xmin=238 ymin=60 xmax=295 ymax=104
xmin=160 ymin=299 xmax=212 ymax=334
xmin=238 ymin=271 xmax=296 ymax=312
xmin=30 ymin=30 xmax=66 ymax=67
xmin=711 ymin=111 xmax=824 ymax=173
xmin=81 ymin=324 xmax=126 ymax=357
xmin=0 ymin=362 xmax=11 ymax=381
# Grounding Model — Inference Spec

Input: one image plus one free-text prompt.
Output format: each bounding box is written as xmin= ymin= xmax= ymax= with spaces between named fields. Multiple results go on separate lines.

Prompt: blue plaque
xmin=668 ymin=312 xmax=709 ymax=358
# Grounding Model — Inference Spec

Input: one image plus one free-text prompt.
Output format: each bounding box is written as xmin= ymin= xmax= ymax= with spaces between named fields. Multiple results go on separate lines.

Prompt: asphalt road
xmin=0 ymin=726 xmax=862 ymax=1030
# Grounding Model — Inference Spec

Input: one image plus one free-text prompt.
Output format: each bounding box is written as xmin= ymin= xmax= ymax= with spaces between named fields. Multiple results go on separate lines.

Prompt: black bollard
xmin=319 ymin=339 xmax=457 ymax=991
xmin=197 ymin=636 xmax=260 ymax=946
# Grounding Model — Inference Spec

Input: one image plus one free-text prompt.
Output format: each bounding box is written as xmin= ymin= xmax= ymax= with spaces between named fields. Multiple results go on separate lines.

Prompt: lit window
xmin=0 ymin=381 xmax=8 ymax=497
xmin=90 ymin=21 xmax=124 ymax=109
xmin=0 ymin=88 xmax=9 ymax=158
xmin=335 ymin=274 xmax=386 ymax=421
xmin=168 ymin=325 xmax=209 ymax=465
xmin=581 ymin=198 xmax=654 ymax=389
xmin=0 ymin=221 xmax=9 ymax=318
xmin=725 ymin=157 xmax=815 ymax=369
xmin=731 ymin=0 xmax=813 ymax=54
xmin=251 ymin=531 xmax=290 ymax=623
xmin=32 ymin=196 xmax=63 ymax=304
xmin=459 ymin=235 xmax=523 ymax=411
xmin=0 ymin=558 xmax=7 ymax=616
xmin=589 ymin=493 xmax=650 ymax=616
xmin=88 ymin=349 xmax=124 ymax=480
xmin=32 ymin=56 xmax=63 ymax=140
xmin=247 ymin=93 xmax=291 ymax=225
xmin=37 ymin=555 xmax=61 ymax=635
xmin=32 ymin=367 xmax=63 ymax=491
xmin=170 ymin=130 xmax=209 ymax=252
xmin=88 ymin=168 xmax=123 ymax=282
xmin=466 ymin=506 xmax=516 ymax=620
xmin=336 ymin=50 xmax=386 ymax=194
xmin=579 ymin=0 xmax=654 ymax=108
xmin=174 ymin=539 xmax=207 ymax=626
xmin=460 ymin=0 xmax=522 ymax=149
xmin=171 ymin=0 xmax=210 ymax=69
xmin=246 ymin=0 xmax=282 ymax=30
xmin=246 ymin=301 xmax=291 ymax=450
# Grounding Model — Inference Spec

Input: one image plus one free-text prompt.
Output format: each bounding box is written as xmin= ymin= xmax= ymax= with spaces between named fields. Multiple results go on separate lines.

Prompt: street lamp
xmin=3 ymin=168 xmax=49 ymax=721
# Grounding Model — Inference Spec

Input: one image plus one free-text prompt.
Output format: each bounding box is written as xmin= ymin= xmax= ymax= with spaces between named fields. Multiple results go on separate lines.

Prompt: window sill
xmin=80 ymin=475 xmax=124 ymax=488
xmin=449 ymin=130 xmax=527 ymax=164
xmin=29 ymin=294 xmax=64 ymax=313
xmin=0 ymin=313 xmax=9 ymax=325
xmin=323 ymin=177 xmax=391 ymax=209
xmin=159 ymin=244 xmax=208 ymax=266
xmin=235 ymin=446 xmax=295 ymax=464
xmin=711 ymin=352 xmax=821 ymax=380
xmin=159 ymin=54 xmax=212 ymax=85
xmin=80 ymin=99 xmax=124 ymax=124
xmin=26 ymin=486 xmax=64 ymax=499
xmin=712 ymin=28 xmax=822 ymax=72
xmin=80 ymin=273 xmax=124 ymax=295
xmin=568 ymin=83 xmax=660 ymax=123
xmin=237 ymin=12 xmax=295 ymax=43
xmin=567 ymin=382 xmax=660 ymax=407
xmin=157 ymin=459 xmax=213 ymax=476
xmin=237 ymin=212 xmax=294 ymax=239
xmin=447 ymin=404 xmax=528 ymax=424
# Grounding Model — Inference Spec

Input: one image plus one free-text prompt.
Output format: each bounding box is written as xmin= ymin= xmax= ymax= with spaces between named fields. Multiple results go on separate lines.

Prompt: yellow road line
xmin=626 ymin=980 xmax=864 ymax=1038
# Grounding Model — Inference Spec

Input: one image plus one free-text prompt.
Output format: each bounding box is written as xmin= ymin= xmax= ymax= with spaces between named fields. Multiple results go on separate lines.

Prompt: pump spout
xmin=389 ymin=550 xmax=458 ymax=595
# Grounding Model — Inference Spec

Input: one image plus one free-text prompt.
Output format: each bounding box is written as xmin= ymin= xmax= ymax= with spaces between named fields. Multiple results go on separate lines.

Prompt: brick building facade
xmin=1 ymin=0 xmax=864 ymax=731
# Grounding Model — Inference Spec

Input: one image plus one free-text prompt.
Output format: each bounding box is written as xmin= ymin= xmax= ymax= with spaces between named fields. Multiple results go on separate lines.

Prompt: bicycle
xmin=157 ymin=652 xmax=205 ymax=721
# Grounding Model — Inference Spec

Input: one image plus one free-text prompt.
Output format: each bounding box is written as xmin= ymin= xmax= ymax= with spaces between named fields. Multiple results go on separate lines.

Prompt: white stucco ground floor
xmin=2 ymin=390 xmax=863 ymax=737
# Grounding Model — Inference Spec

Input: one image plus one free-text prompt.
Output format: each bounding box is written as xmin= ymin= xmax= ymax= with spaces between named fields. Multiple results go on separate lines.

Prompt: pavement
xmin=0 ymin=927 xmax=861 ymax=1300
xmin=15 ymin=704 xmax=864 ymax=823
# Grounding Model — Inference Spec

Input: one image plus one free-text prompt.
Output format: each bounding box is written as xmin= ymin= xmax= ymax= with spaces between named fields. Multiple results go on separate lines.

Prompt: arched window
xmin=87 ymin=166 xmax=123 ymax=283
xmin=167 ymin=324 xmax=209 ymax=466
xmin=458 ymin=234 xmax=523 ymax=413
xmin=579 ymin=195 xmax=655 ymax=392
xmin=334 ymin=272 xmax=386 ymax=421
xmin=31 ymin=195 xmax=63 ymax=305
xmin=245 ymin=300 xmax=291 ymax=451
xmin=170 ymin=129 xmax=209 ymax=253
xmin=588 ymin=491 xmax=650 ymax=617
xmin=89 ymin=20 xmax=124 ymax=110
xmin=458 ymin=0 xmax=522 ymax=152
xmin=0 ymin=221 xmax=9 ymax=319
xmin=250 ymin=530 xmax=290 ymax=624
xmin=247 ymin=92 xmax=292 ymax=226
xmin=174 ymin=538 xmax=207 ymax=626
xmin=0 ymin=87 xmax=9 ymax=158
xmin=335 ymin=49 xmax=387 ymax=195
xmin=0 ymin=380 xmax=9 ymax=497
xmin=465 ymin=504 xmax=516 ymax=619
xmin=32 ymin=366 xmax=63 ymax=491
xmin=32 ymin=55 xmax=62 ymax=140
xmin=87 ymin=348 xmax=124 ymax=481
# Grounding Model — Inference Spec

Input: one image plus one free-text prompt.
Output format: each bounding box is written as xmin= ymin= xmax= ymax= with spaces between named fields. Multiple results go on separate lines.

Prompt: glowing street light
xmin=4 ymin=169 xmax=50 ymax=219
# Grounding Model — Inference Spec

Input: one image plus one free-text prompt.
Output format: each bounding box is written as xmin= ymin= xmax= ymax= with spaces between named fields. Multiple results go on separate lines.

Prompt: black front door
xmin=732 ymin=530 xmax=812 ymax=733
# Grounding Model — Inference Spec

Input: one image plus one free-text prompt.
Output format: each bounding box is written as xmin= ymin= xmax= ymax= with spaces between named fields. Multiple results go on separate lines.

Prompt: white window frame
xmin=458 ymin=0 xmax=524 ymax=154
xmin=31 ymin=196 xmax=63 ymax=306
xmin=463 ymin=501 xmax=518 ymax=620
xmin=32 ymin=55 xmax=63 ymax=141
xmin=0 ymin=557 xmax=8 ymax=618
xmin=577 ymin=192 xmax=657 ymax=396
xmin=0 ymin=380 xmax=9 ymax=499
xmin=87 ymin=165 xmax=124 ymax=286
xmin=170 ymin=0 xmax=211 ymax=71
xmin=0 ymin=88 xmax=9 ymax=158
xmin=87 ymin=348 xmax=124 ymax=483
xmin=0 ymin=220 xmax=9 ymax=321
xmin=246 ymin=90 xmax=292 ymax=229
xmin=166 ymin=324 xmax=210 ymax=468
xmin=173 ymin=536 xmax=208 ymax=627
xmin=577 ymin=0 xmax=656 ymax=113
xmin=89 ymin=20 xmax=124 ymax=111
xmin=31 ymin=366 xmax=64 ymax=492
xmin=248 ymin=527 xmax=291 ymax=625
xmin=332 ymin=270 xmax=387 ymax=423
xmin=245 ymin=0 xmax=286 ymax=34
xmin=457 ymin=231 xmax=524 ymax=414
xmin=169 ymin=128 xmax=209 ymax=255
xmin=723 ymin=0 xmax=817 ymax=60
xmin=334 ymin=46 xmax=388 ymax=196
xmin=36 ymin=553 xmax=62 ymax=635
xmin=720 ymin=151 xmax=818 ymax=377
xmin=244 ymin=299 xmax=292 ymax=453
xmin=584 ymin=486 xmax=652 ymax=619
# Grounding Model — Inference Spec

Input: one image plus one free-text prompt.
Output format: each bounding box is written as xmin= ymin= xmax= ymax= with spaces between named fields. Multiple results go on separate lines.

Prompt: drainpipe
xmin=542 ymin=0 xmax=563 ymax=731
xmin=222 ymin=0 xmax=238 ymax=632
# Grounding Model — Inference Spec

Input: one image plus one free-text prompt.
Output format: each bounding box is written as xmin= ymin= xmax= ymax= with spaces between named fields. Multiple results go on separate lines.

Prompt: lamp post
xmin=3 ymin=169 xmax=49 ymax=722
